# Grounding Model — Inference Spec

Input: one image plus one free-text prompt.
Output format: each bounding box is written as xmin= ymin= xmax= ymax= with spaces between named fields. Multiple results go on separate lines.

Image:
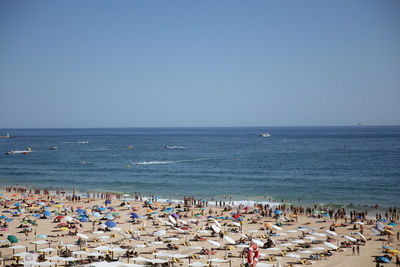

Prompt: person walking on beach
xmin=352 ymin=246 xmax=355 ymax=255
xmin=357 ymin=245 xmax=360 ymax=256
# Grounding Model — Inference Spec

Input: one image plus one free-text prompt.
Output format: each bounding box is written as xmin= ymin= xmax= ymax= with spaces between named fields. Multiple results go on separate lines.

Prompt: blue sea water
xmin=0 ymin=126 xmax=399 ymax=209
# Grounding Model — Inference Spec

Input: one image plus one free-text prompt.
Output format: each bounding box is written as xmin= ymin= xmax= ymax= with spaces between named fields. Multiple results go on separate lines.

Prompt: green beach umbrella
xmin=7 ymin=235 xmax=18 ymax=243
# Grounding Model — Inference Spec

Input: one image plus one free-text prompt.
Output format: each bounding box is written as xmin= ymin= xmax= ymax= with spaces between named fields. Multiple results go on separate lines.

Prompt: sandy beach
xmin=0 ymin=186 xmax=399 ymax=267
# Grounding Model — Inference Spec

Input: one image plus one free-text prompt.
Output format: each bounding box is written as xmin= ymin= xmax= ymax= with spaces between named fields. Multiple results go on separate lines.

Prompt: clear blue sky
xmin=1 ymin=0 xmax=399 ymax=128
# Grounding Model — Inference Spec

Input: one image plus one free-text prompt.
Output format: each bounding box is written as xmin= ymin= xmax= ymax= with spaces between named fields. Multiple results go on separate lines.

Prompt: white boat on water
xmin=259 ymin=132 xmax=271 ymax=137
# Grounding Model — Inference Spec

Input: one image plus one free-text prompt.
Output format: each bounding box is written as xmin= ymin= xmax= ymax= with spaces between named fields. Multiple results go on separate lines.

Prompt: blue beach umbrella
xmin=105 ymin=221 xmax=116 ymax=228
xmin=32 ymin=214 xmax=40 ymax=218
xmin=105 ymin=200 xmax=111 ymax=205
xmin=130 ymin=213 xmax=139 ymax=219
xmin=76 ymin=208 xmax=85 ymax=214
xmin=378 ymin=256 xmax=391 ymax=263
xmin=5 ymin=218 xmax=13 ymax=222
xmin=98 ymin=207 xmax=106 ymax=211
xmin=43 ymin=210 xmax=51 ymax=217
xmin=38 ymin=234 xmax=47 ymax=238
xmin=274 ymin=210 xmax=282 ymax=215
xmin=14 ymin=203 xmax=21 ymax=207
xmin=388 ymin=223 xmax=397 ymax=226
xmin=0 ymin=215 xmax=6 ymax=219
xmin=79 ymin=217 xmax=88 ymax=222
xmin=93 ymin=212 xmax=101 ymax=218
xmin=147 ymin=201 xmax=153 ymax=205
xmin=105 ymin=215 xmax=114 ymax=220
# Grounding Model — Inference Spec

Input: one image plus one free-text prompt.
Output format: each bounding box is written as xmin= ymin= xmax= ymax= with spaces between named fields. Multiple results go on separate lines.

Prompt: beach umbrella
xmin=357 ymin=232 xmax=366 ymax=241
xmin=207 ymin=239 xmax=221 ymax=247
xmin=131 ymin=213 xmax=139 ymax=219
xmin=168 ymin=215 xmax=177 ymax=225
xmin=188 ymin=262 xmax=207 ymax=266
xmin=286 ymin=253 xmax=301 ymax=258
xmin=153 ymin=230 xmax=167 ymax=237
xmin=251 ymin=239 xmax=264 ymax=247
xmin=223 ymin=236 xmax=235 ymax=244
xmin=388 ymin=222 xmax=397 ymax=226
xmin=172 ymin=213 xmax=180 ymax=219
xmin=77 ymin=233 xmax=88 ymax=239
xmin=324 ymin=241 xmax=338 ymax=250
xmin=325 ymin=230 xmax=337 ymax=236
xmin=43 ymin=210 xmax=51 ymax=217
xmin=7 ymin=235 xmax=18 ymax=243
xmin=272 ymin=225 xmax=282 ymax=231
xmin=378 ymin=256 xmax=391 ymax=263
xmin=344 ymin=235 xmax=357 ymax=242
xmin=211 ymin=224 xmax=221 ymax=234
xmin=38 ymin=234 xmax=47 ymax=238
xmin=79 ymin=217 xmax=88 ymax=222
xmin=105 ymin=215 xmax=114 ymax=220
xmin=105 ymin=221 xmax=116 ymax=228
xmin=93 ymin=212 xmax=101 ymax=218
xmin=274 ymin=210 xmax=282 ymax=215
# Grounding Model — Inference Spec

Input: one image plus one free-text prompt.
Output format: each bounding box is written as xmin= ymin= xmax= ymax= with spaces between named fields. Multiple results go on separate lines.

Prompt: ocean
xmin=0 ymin=126 xmax=399 ymax=209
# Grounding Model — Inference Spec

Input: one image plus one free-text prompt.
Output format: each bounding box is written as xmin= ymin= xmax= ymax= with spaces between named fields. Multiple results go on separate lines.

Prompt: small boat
xmin=259 ymin=132 xmax=271 ymax=137
xmin=49 ymin=146 xmax=58 ymax=150
xmin=0 ymin=132 xmax=10 ymax=138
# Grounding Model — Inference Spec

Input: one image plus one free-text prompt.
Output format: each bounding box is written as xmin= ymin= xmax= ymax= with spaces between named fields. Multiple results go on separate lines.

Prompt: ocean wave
xmin=61 ymin=141 xmax=89 ymax=144
xmin=164 ymin=146 xmax=187 ymax=149
xmin=134 ymin=158 xmax=212 ymax=165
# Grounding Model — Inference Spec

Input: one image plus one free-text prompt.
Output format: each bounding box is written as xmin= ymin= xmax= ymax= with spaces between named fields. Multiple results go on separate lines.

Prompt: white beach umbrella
xmin=168 ymin=215 xmax=176 ymax=225
xmin=251 ymin=239 xmax=264 ymax=247
xmin=271 ymin=225 xmax=282 ymax=231
xmin=207 ymin=239 xmax=221 ymax=247
xmin=286 ymin=253 xmax=301 ymax=258
xmin=344 ymin=235 xmax=357 ymax=242
xmin=174 ymin=227 xmax=185 ymax=233
xmin=266 ymin=247 xmax=280 ymax=251
xmin=153 ymin=229 xmax=167 ymax=237
xmin=313 ymin=232 xmax=326 ymax=237
xmin=77 ymin=233 xmax=89 ymax=239
xmin=325 ymin=230 xmax=337 ymax=236
xmin=211 ymin=224 xmax=221 ymax=234
xmin=213 ymin=219 xmax=222 ymax=228
xmin=188 ymin=262 xmax=207 ymax=267
xmin=324 ymin=241 xmax=338 ymax=250
xmin=223 ymin=236 xmax=235 ymax=244
xmin=39 ymin=248 xmax=56 ymax=253
xmin=256 ymin=263 xmax=274 ymax=267
xmin=357 ymin=232 xmax=366 ymax=241
xmin=148 ymin=259 xmax=168 ymax=264
xmin=93 ymin=231 xmax=105 ymax=235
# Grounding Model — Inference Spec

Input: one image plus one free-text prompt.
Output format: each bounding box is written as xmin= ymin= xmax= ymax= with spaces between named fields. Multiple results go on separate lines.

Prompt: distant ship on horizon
xmin=357 ymin=123 xmax=362 ymax=126
xmin=0 ymin=132 xmax=10 ymax=138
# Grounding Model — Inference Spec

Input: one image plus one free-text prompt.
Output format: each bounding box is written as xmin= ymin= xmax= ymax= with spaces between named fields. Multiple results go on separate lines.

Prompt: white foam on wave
xmin=61 ymin=141 xmax=89 ymax=144
xmin=165 ymin=146 xmax=187 ymax=149
xmin=134 ymin=158 xmax=211 ymax=165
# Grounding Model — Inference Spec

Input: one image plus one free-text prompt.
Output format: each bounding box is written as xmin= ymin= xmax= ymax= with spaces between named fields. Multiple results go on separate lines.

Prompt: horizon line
xmin=1 ymin=124 xmax=400 ymax=130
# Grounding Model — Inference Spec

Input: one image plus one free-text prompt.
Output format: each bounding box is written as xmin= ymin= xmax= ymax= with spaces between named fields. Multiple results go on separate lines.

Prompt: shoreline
xmin=0 ymin=184 xmax=392 ymax=217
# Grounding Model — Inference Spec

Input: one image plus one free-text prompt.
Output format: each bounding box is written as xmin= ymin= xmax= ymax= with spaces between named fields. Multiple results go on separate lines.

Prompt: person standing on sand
xmin=357 ymin=245 xmax=360 ymax=255
xmin=352 ymin=246 xmax=355 ymax=255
